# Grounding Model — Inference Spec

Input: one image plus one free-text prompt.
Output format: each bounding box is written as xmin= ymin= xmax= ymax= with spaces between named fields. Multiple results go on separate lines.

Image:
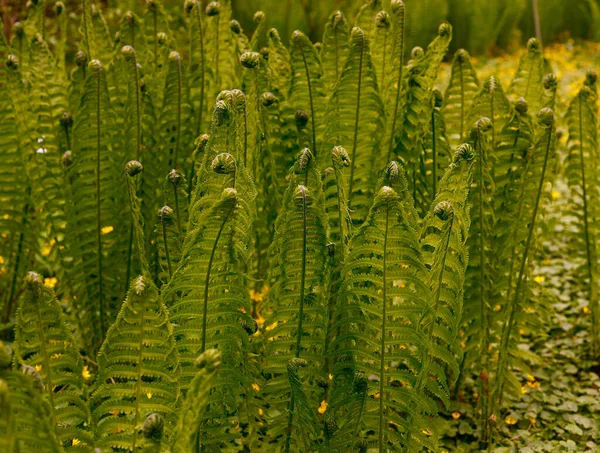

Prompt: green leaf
xmin=91 ymin=276 xmax=180 ymax=451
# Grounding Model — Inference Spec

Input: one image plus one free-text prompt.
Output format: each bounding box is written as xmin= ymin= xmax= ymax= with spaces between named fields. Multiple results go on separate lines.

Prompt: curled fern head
xmin=88 ymin=59 xmax=102 ymax=73
xmin=291 ymin=30 xmax=309 ymax=45
xmin=434 ymin=201 xmax=454 ymax=220
xmin=585 ymin=69 xmax=597 ymax=87
xmin=13 ymin=21 xmax=24 ymax=38
xmin=6 ymin=54 xmax=19 ymax=70
xmin=184 ymin=0 xmax=195 ymax=14
xmin=295 ymin=109 xmax=309 ymax=128
xmin=268 ymin=27 xmax=282 ymax=41
xmin=125 ymin=160 xmax=143 ymax=177
xmin=211 ymin=153 xmax=236 ymax=174
xmin=438 ymin=22 xmax=452 ymax=37
xmin=324 ymin=416 xmax=339 ymax=439
xmin=330 ymin=10 xmax=346 ymax=28
xmin=527 ymin=37 xmax=541 ymax=51
xmin=543 ymin=73 xmax=558 ymax=89
xmin=455 ymin=48 xmax=468 ymax=63
xmin=32 ymin=33 xmax=45 ymax=46
xmin=169 ymin=169 xmax=183 ymax=186
xmin=391 ymin=0 xmax=405 ymax=13
xmin=60 ymin=111 xmax=73 ymax=127
xmin=332 ymin=145 xmax=351 ymax=167
xmin=350 ymin=26 xmax=366 ymax=43
xmin=0 ymin=379 xmax=7 ymax=405
xmin=411 ymin=46 xmax=424 ymax=59
xmin=194 ymin=348 xmax=222 ymax=371
xmin=375 ymin=11 xmax=390 ymax=28
xmin=168 ymin=51 xmax=181 ymax=63
xmin=157 ymin=32 xmax=169 ymax=44
xmin=142 ymin=413 xmax=164 ymax=439
xmin=240 ymin=51 xmax=261 ymax=69
xmin=213 ymin=100 xmax=231 ymax=126
xmin=158 ymin=206 xmax=174 ymax=223
xmin=231 ymin=89 xmax=246 ymax=110
xmin=221 ymin=187 xmax=238 ymax=202
xmin=293 ymin=185 xmax=310 ymax=206
xmin=296 ymin=147 xmax=314 ymax=171
xmin=385 ymin=161 xmax=401 ymax=184
xmin=24 ymin=271 xmax=43 ymax=293
xmin=515 ymin=97 xmax=528 ymax=116
xmin=21 ymin=365 xmax=43 ymax=392
xmin=261 ymin=92 xmax=278 ymax=107
xmin=75 ymin=50 xmax=87 ymax=67
xmin=230 ymin=19 xmax=242 ymax=34
xmin=374 ymin=185 xmax=397 ymax=204
xmin=287 ymin=357 xmax=308 ymax=372
xmin=121 ymin=45 xmax=136 ymax=61
xmin=476 ymin=116 xmax=493 ymax=132
xmin=453 ymin=143 xmax=475 ymax=163
xmin=537 ymin=107 xmax=555 ymax=127
xmin=254 ymin=10 xmax=266 ymax=24
xmin=62 ymin=150 xmax=73 ymax=167
xmin=55 ymin=1 xmax=64 ymax=14
xmin=205 ymin=1 xmax=221 ymax=16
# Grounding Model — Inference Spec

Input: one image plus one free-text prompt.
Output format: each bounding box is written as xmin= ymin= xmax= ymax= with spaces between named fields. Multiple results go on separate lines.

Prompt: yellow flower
xmin=527 ymin=374 xmax=535 ymax=382
xmin=44 ymin=277 xmax=58 ymax=288
xmin=551 ymin=191 xmax=560 ymax=200
xmin=41 ymin=245 xmax=52 ymax=256
xmin=420 ymin=428 xmax=433 ymax=436
xmin=452 ymin=411 xmax=461 ymax=419
xmin=0 ymin=256 xmax=4 ymax=264
xmin=317 ymin=400 xmax=328 ymax=414
xmin=374 ymin=392 xmax=380 ymax=399
xmin=529 ymin=418 xmax=536 ymax=425
xmin=533 ymin=275 xmax=545 ymax=284
xmin=251 ymin=383 xmax=261 ymax=392
xmin=521 ymin=386 xmax=528 ymax=394
xmin=328 ymin=373 xmax=333 ymax=381
xmin=100 ymin=226 xmax=114 ymax=235
xmin=505 ymin=415 xmax=517 ymax=425
xmin=493 ymin=304 xmax=501 ymax=312
xmin=82 ymin=365 xmax=92 ymax=380
xmin=72 ymin=439 xmax=80 ymax=446
xmin=146 ymin=392 xmax=152 ymax=399
xmin=584 ymin=306 xmax=591 ymax=314
xmin=258 ymin=408 xmax=264 ymax=417
xmin=35 ymin=364 xmax=42 ymax=372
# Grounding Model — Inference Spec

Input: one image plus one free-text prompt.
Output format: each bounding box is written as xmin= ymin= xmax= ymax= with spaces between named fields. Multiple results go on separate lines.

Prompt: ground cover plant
xmin=0 ymin=0 xmax=599 ymax=452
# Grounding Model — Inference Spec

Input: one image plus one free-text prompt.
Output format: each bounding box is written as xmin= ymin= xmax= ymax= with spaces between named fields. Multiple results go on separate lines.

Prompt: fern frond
xmin=331 ymin=183 xmax=435 ymax=451
xmin=263 ymin=150 xmax=329 ymax=449
xmin=508 ymin=38 xmax=545 ymax=112
xmin=321 ymin=11 xmax=349 ymax=94
xmin=170 ymin=349 xmax=221 ymax=453
xmin=69 ymin=59 xmax=122 ymax=351
xmin=0 ymin=356 xmax=64 ymax=453
xmin=324 ymin=27 xmax=384 ymax=223
xmin=289 ymin=30 xmax=326 ymax=160
xmin=564 ymin=75 xmax=600 ymax=355
xmin=91 ymin=276 xmax=180 ymax=451
xmin=492 ymin=108 xmax=557 ymax=407
xmin=14 ymin=272 xmax=93 ymax=451
xmin=443 ymin=49 xmax=480 ymax=146
xmin=205 ymin=0 xmax=237 ymax=99
xmin=144 ymin=0 xmax=172 ymax=74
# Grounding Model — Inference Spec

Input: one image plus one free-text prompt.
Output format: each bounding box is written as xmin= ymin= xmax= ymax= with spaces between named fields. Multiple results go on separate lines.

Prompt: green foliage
xmin=1 ymin=2 xmax=598 ymax=452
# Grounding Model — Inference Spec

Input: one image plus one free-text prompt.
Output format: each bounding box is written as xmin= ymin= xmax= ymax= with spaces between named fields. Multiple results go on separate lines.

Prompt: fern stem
xmin=192 ymin=1 xmax=206 ymax=137
xmin=459 ymin=60 xmax=465 ymax=142
xmin=173 ymin=54 xmax=183 ymax=168
xmin=201 ymin=202 xmax=236 ymax=352
xmin=575 ymin=95 xmax=599 ymax=355
xmin=131 ymin=286 xmax=147 ymax=450
xmin=378 ymin=204 xmax=390 ymax=453
xmin=298 ymin=41 xmax=318 ymax=158
xmin=349 ymin=32 xmax=365 ymax=204
xmin=161 ymin=216 xmax=173 ymax=280
xmin=95 ymin=63 xmax=106 ymax=337
xmin=494 ymin=120 xmax=553 ymax=408
xmin=431 ymin=108 xmax=437 ymax=202
xmin=385 ymin=11 xmax=405 ymax=163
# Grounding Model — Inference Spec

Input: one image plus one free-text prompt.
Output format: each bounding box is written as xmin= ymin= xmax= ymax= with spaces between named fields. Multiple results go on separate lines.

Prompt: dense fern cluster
xmin=0 ymin=1 xmax=597 ymax=452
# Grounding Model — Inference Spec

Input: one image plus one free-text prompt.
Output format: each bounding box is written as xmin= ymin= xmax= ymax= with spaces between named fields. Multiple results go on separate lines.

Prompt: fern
xmin=331 ymin=180 xmax=434 ymax=451
xmin=14 ymin=272 xmax=93 ymax=451
xmin=90 ymin=275 xmax=180 ymax=451
xmin=170 ymin=349 xmax=221 ymax=453
xmin=564 ymin=73 xmax=600 ymax=356
xmin=263 ymin=150 xmax=329 ymax=449
xmin=324 ymin=26 xmax=384 ymax=223
xmin=508 ymin=38 xmax=546 ymax=112
xmin=289 ymin=30 xmax=326 ymax=160
xmin=0 ymin=351 xmax=64 ymax=453
xmin=321 ymin=11 xmax=349 ymax=94
xmin=443 ymin=49 xmax=480 ymax=146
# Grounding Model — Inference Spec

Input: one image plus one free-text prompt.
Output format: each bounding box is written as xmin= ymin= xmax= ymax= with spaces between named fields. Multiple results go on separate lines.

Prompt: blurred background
xmin=1 ymin=0 xmax=599 ymax=57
